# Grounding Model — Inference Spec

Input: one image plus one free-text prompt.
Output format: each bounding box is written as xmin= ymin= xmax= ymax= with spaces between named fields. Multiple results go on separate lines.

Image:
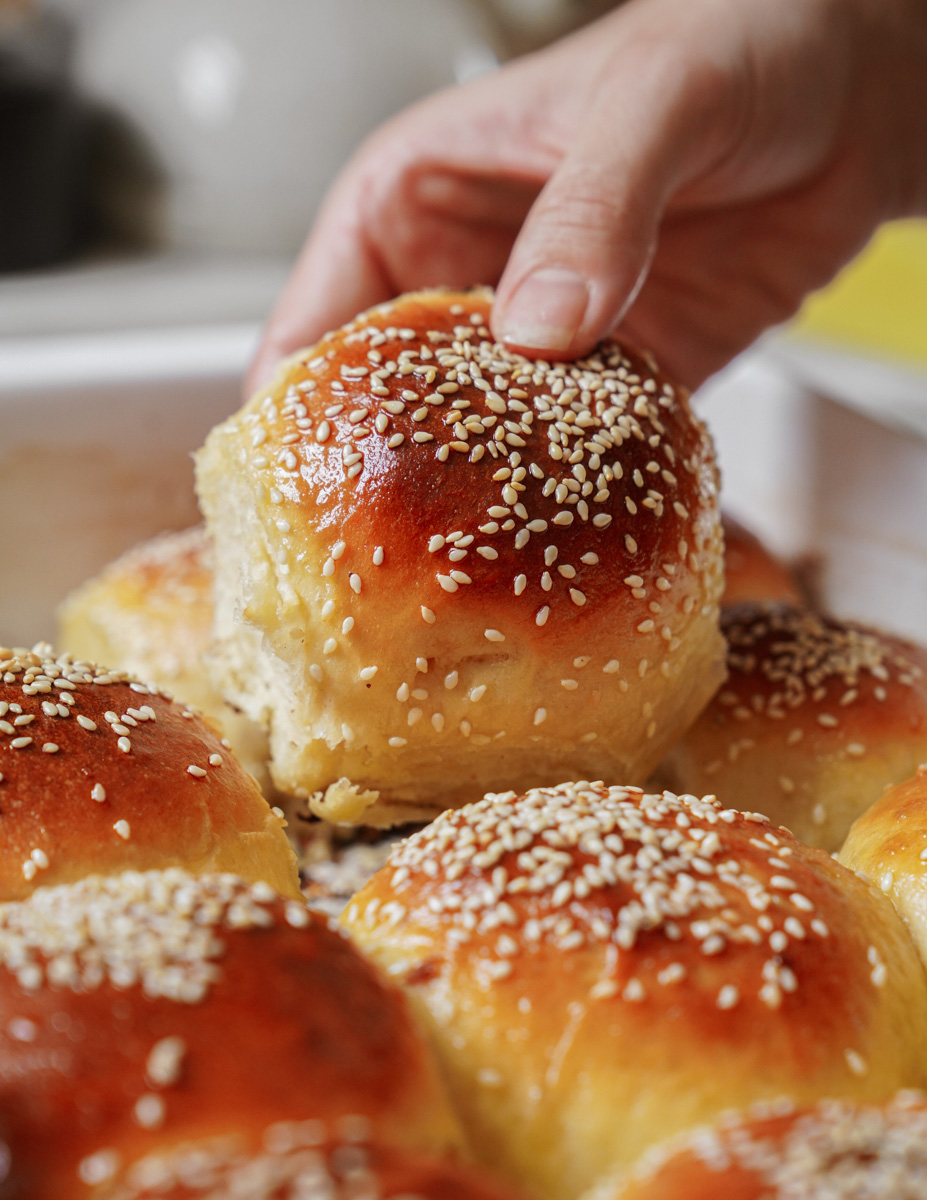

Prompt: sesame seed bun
xmin=591 ymin=1092 xmax=927 ymax=1200
xmin=720 ymin=514 xmax=803 ymax=607
xmin=0 ymin=870 xmax=462 ymax=1197
xmin=0 ymin=645 xmax=299 ymax=900
xmin=656 ymin=603 xmax=927 ymax=851
xmin=111 ymin=1137 xmax=526 ymax=1200
xmin=58 ymin=526 xmax=273 ymax=796
xmin=195 ymin=289 xmax=725 ymax=825
xmin=342 ymin=782 xmax=927 ymax=1200
xmin=840 ymin=766 xmax=927 ymax=970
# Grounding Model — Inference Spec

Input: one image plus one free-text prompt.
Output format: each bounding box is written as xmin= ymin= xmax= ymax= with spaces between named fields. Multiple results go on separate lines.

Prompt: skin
xmin=248 ymin=0 xmax=927 ymax=393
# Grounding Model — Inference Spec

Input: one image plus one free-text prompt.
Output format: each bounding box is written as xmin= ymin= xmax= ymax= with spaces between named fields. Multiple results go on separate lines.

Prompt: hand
xmin=248 ymin=0 xmax=927 ymax=393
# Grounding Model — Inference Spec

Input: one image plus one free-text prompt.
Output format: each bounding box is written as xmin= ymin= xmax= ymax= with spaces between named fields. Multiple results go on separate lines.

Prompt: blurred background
xmin=0 ymin=0 xmax=925 ymax=646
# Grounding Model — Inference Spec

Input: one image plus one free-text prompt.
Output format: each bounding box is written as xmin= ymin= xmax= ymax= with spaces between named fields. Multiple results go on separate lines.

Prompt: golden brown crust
xmin=0 ymin=871 xmax=462 ymax=1198
xmin=0 ymin=646 xmax=299 ymax=900
xmin=657 ymin=603 xmax=927 ymax=851
xmin=58 ymin=527 xmax=274 ymax=794
xmin=343 ymin=783 xmax=927 ymax=1200
xmin=840 ymin=766 xmax=927 ymax=969
xmin=721 ymin=514 xmax=803 ymax=607
xmin=196 ymin=289 xmax=724 ymax=823
xmin=106 ymin=1137 xmax=525 ymax=1200
xmin=596 ymin=1092 xmax=927 ymax=1200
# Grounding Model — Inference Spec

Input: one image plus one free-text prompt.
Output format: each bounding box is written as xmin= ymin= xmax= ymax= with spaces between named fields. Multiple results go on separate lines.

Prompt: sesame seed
xmin=484 ymin=629 xmax=505 ymax=642
xmin=113 ymin=820 xmax=131 ymax=840
xmin=92 ymin=784 xmax=106 ymax=802
xmin=187 ymin=765 xmax=207 ymax=778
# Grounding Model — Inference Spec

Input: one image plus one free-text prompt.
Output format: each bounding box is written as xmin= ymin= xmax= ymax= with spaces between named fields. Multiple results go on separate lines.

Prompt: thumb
xmin=491 ymin=27 xmax=745 ymax=358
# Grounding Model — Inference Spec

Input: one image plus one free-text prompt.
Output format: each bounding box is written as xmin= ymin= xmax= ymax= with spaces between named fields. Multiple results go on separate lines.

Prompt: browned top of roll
xmin=216 ymin=287 xmax=720 ymax=654
xmin=344 ymin=782 xmax=927 ymax=1199
xmin=0 ymin=870 xmax=461 ymax=1197
xmin=717 ymin=603 xmax=927 ymax=741
xmin=0 ymin=646 xmax=298 ymax=899
xmin=601 ymin=1092 xmax=927 ymax=1199
xmin=351 ymin=782 xmax=905 ymax=1019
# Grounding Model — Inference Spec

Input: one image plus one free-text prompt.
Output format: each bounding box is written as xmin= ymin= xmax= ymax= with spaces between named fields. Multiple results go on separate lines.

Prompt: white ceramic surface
xmin=74 ymin=0 xmax=501 ymax=252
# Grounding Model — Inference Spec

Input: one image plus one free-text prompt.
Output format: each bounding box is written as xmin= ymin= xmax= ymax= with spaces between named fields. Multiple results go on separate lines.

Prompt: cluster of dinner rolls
xmin=0 ymin=870 xmax=464 ymax=1197
xmin=592 ymin=1091 xmax=927 ymax=1199
xmin=657 ymin=601 xmax=927 ymax=850
xmin=343 ymin=781 xmax=927 ymax=1200
xmin=195 ymin=288 xmax=725 ymax=826
xmin=0 ymin=644 xmax=504 ymax=1198
xmin=35 ymin=284 xmax=927 ymax=1200
xmin=0 ymin=643 xmax=299 ymax=900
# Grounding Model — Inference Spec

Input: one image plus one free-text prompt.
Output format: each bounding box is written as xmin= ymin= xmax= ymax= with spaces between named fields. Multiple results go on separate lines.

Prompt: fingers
xmin=492 ymin=6 xmax=751 ymax=359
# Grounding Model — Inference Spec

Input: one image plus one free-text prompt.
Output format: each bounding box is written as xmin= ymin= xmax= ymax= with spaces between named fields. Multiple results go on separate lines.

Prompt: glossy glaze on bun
xmin=596 ymin=1091 xmax=927 ymax=1200
xmin=196 ymin=289 xmax=724 ymax=825
xmin=343 ymin=782 xmax=927 ymax=1200
xmin=58 ymin=526 xmax=273 ymax=794
xmin=0 ymin=870 xmax=462 ymax=1197
xmin=0 ymin=646 xmax=299 ymax=900
xmin=657 ymin=603 xmax=927 ymax=850
xmin=840 ymin=765 xmax=927 ymax=969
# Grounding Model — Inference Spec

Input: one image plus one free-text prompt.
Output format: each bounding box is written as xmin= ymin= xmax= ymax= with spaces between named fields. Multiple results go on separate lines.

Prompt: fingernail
xmin=497 ymin=268 xmax=589 ymax=353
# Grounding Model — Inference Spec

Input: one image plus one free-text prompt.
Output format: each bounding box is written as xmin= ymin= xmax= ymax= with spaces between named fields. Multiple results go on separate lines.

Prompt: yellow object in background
xmin=793 ymin=219 xmax=927 ymax=370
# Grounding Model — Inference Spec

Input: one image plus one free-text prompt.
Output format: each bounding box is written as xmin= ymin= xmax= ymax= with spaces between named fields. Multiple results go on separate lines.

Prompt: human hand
xmin=248 ymin=0 xmax=927 ymax=393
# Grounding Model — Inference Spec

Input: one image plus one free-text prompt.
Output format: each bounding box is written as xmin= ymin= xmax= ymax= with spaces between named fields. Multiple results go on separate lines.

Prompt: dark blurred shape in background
xmin=0 ymin=2 xmax=90 ymax=271
xmin=0 ymin=0 xmax=620 ymax=278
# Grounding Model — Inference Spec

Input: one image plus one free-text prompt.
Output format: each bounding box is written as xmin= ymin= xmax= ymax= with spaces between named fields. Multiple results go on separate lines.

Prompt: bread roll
xmin=0 ymin=644 xmax=299 ymax=900
xmin=58 ymin=526 xmax=273 ymax=794
xmin=720 ymin=514 xmax=803 ymax=606
xmin=343 ymin=782 xmax=927 ymax=1200
xmin=594 ymin=1091 xmax=927 ymax=1199
xmin=196 ymin=288 xmax=725 ymax=826
xmin=109 ymin=1138 xmax=527 ymax=1200
xmin=0 ymin=870 xmax=462 ymax=1197
xmin=657 ymin=602 xmax=927 ymax=850
xmin=840 ymin=766 xmax=927 ymax=968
